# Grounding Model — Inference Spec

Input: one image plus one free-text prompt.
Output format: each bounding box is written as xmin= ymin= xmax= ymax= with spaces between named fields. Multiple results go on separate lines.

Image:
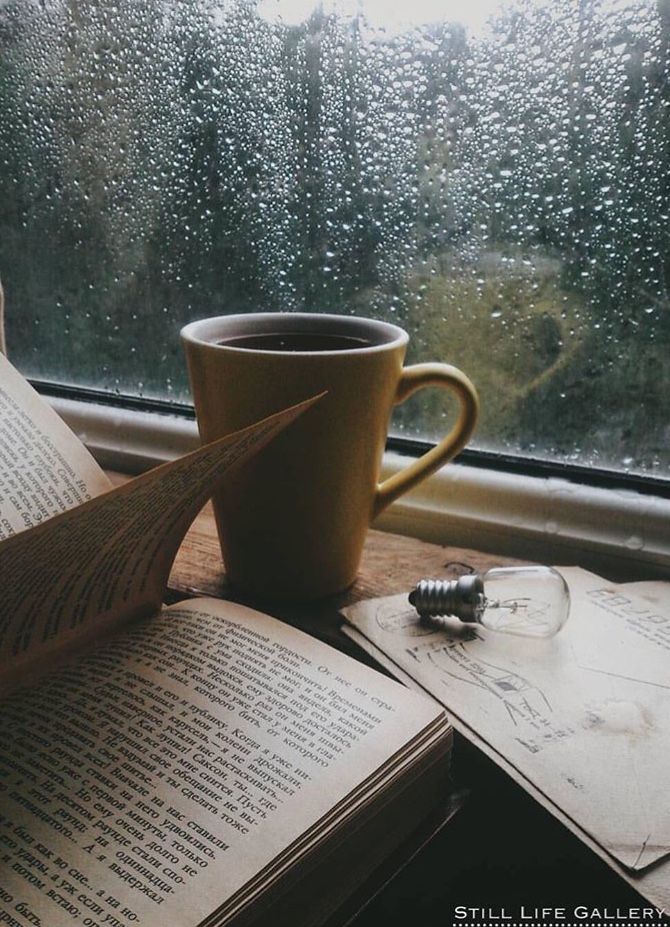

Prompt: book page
xmin=0 ymin=355 xmax=111 ymax=538
xmin=0 ymin=399 xmax=314 ymax=690
xmin=0 ymin=597 xmax=442 ymax=927
xmin=343 ymin=567 xmax=670 ymax=872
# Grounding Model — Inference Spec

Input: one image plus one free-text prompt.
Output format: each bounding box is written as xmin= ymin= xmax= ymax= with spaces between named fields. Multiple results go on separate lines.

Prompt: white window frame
xmin=51 ymin=394 xmax=670 ymax=581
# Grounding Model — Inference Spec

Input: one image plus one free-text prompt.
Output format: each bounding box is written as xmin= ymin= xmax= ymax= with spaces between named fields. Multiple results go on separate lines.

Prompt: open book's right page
xmin=343 ymin=566 xmax=670 ymax=872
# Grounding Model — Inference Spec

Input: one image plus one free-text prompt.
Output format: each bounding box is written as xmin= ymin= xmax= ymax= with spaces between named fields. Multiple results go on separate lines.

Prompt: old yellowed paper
xmin=343 ymin=566 xmax=670 ymax=872
xmin=0 ymin=597 xmax=442 ymax=927
xmin=0 ymin=397 xmax=316 ymax=691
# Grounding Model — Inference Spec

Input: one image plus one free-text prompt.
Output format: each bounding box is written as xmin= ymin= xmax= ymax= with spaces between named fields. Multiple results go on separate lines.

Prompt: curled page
xmin=0 ymin=354 xmax=111 ymax=539
xmin=0 ymin=396 xmax=318 ymax=691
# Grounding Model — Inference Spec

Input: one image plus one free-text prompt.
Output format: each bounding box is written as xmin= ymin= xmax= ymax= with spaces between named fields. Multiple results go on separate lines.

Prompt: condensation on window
xmin=0 ymin=0 xmax=668 ymax=475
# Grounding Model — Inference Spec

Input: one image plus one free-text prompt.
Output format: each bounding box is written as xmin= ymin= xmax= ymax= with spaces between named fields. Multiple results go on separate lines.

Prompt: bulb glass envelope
xmin=410 ymin=566 xmax=570 ymax=638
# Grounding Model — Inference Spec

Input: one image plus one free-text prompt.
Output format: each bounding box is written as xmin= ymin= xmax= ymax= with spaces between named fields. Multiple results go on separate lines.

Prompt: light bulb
xmin=408 ymin=566 xmax=570 ymax=638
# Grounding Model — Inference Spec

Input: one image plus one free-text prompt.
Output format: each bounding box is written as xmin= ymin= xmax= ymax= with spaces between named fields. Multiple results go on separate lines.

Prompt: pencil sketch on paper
xmin=404 ymin=637 xmax=562 ymax=752
xmin=343 ymin=568 xmax=670 ymax=872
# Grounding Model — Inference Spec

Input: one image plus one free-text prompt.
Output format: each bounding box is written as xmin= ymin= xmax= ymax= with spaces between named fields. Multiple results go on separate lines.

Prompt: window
xmin=0 ymin=0 xmax=668 ymax=481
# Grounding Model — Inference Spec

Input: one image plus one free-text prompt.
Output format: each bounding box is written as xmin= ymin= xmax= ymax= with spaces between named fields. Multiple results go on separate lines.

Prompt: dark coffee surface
xmin=216 ymin=331 xmax=373 ymax=352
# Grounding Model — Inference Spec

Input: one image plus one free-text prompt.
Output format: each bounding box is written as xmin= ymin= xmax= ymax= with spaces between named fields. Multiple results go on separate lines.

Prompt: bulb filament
xmin=483 ymin=597 xmax=531 ymax=613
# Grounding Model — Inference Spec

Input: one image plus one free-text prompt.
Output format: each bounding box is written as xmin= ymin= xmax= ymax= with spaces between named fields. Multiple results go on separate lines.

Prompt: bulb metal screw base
xmin=409 ymin=575 xmax=486 ymax=624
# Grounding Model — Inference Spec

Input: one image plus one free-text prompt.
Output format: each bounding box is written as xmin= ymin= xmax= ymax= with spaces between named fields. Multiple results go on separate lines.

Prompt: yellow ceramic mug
xmin=181 ymin=313 xmax=478 ymax=601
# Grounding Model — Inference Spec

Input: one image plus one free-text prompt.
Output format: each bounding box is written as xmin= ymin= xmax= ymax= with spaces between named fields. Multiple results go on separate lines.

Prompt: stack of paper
xmin=342 ymin=567 xmax=670 ymax=906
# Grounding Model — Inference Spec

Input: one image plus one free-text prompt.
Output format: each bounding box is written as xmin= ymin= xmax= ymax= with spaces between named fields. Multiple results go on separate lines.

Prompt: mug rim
xmin=180 ymin=312 xmax=409 ymax=357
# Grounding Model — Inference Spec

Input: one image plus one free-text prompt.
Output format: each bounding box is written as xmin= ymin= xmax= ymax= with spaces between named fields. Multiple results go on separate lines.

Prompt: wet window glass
xmin=0 ymin=0 xmax=668 ymax=476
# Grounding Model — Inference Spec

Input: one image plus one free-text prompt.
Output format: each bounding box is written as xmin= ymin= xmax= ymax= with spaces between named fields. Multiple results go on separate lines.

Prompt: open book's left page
xmin=0 ymin=355 xmax=111 ymax=538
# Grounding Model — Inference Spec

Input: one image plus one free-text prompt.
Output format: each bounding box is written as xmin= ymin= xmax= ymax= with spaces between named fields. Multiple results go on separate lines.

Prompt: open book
xmin=0 ymin=356 xmax=451 ymax=927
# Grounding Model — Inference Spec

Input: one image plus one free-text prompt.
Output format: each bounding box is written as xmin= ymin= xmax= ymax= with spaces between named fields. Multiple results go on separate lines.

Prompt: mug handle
xmin=373 ymin=364 xmax=479 ymax=519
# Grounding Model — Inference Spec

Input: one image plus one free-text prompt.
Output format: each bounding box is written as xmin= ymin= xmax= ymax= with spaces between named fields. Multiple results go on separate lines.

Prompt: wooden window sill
xmin=108 ymin=470 xmax=521 ymax=653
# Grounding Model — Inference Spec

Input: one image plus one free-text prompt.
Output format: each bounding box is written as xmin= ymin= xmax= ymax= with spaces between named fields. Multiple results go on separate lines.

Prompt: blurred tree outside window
xmin=0 ymin=0 xmax=668 ymax=476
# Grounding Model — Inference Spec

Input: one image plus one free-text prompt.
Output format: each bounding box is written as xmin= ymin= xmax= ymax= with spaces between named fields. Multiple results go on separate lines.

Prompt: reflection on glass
xmin=0 ymin=0 xmax=668 ymax=475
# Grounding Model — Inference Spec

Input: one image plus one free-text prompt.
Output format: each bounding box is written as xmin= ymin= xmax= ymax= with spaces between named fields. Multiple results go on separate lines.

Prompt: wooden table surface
xmin=108 ymin=468 xmax=522 ymax=652
xmin=165 ymin=497 xmax=523 ymax=655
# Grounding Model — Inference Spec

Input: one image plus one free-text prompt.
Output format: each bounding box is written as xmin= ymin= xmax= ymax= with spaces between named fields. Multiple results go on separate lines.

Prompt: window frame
xmin=41 ymin=382 xmax=670 ymax=582
xmin=35 ymin=379 xmax=670 ymax=499
xmin=5 ymin=1 xmax=669 ymax=498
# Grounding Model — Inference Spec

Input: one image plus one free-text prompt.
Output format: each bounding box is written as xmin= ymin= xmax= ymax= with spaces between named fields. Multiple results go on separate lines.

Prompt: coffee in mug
xmin=216 ymin=332 xmax=373 ymax=352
